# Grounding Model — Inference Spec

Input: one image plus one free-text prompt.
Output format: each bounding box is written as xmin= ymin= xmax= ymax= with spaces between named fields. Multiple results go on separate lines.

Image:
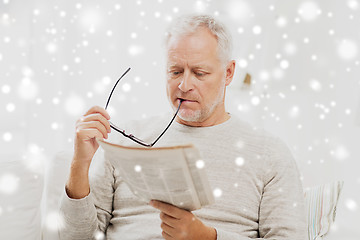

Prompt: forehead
xmin=166 ymin=28 xmax=220 ymax=67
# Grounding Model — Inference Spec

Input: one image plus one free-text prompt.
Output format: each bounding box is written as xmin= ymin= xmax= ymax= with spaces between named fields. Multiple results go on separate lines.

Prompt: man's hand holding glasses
xmin=66 ymin=67 xmax=181 ymax=200
xmin=65 ymin=105 xmax=111 ymax=200
xmin=74 ymin=106 xmax=112 ymax=168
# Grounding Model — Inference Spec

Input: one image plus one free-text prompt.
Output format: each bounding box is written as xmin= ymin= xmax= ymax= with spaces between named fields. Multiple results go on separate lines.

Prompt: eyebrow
xmin=168 ymin=64 xmax=213 ymax=71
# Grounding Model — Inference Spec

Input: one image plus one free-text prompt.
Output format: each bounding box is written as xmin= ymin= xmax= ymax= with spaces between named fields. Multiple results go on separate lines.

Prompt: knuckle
xmin=75 ymin=129 xmax=83 ymax=138
xmin=75 ymin=124 xmax=82 ymax=132
xmin=75 ymin=118 xmax=81 ymax=125
xmin=95 ymin=105 xmax=105 ymax=112
xmin=76 ymin=117 xmax=85 ymax=125
xmin=95 ymin=121 xmax=103 ymax=129
xmin=96 ymin=132 xmax=103 ymax=139
xmin=88 ymin=106 xmax=100 ymax=114
xmin=75 ymin=129 xmax=80 ymax=136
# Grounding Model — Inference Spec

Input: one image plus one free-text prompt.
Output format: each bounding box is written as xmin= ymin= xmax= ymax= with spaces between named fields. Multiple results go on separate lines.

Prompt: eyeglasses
xmin=105 ymin=67 xmax=182 ymax=147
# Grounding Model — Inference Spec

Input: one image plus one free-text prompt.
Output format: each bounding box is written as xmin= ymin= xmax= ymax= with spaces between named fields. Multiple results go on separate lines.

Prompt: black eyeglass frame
xmin=104 ymin=67 xmax=182 ymax=147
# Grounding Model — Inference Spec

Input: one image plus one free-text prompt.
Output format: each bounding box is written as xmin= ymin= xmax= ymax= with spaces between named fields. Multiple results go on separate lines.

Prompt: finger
xmin=84 ymin=106 xmax=111 ymax=120
xmin=162 ymin=230 xmax=174 ymax=240
xmin=160 ymin=222 xmax=176 ymax=238
xmin=77 ymin=122 xmax=108 ymax=139
xmin=76 ymin=128 xmax=105 ymax=141
xmin=79 ymin=123 xmax=108 ymax=139
xmin=150 ymin=200 xmax=182 ymax=219
xmin=161 ymin=221 xmax=174 ymax=231
xmin=79 ymin=113 xmax=111 ymax=133
xmin=77 ymin=121 xmax=108 ymax=139
xmin=160 ymin=212 xmax=178 ymax=228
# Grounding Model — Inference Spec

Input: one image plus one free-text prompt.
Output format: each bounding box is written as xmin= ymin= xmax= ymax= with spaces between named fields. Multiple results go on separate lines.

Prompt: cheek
xmin=166 ymin=81 xmax=175 ymax=98
xmin=166 ymin=86 xmax=171 ymax=101
xmin=202 ymin=81 xmax=222 ymax=101
xmin=167 ymin=80 xmax=177 ymax=91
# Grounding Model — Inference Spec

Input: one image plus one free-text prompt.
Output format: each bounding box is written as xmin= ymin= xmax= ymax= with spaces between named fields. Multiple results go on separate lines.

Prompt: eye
xmin=169 ymin=71 xmax=182 ymax=77
xmin=195 ymin=71 xmax=206 ymax=77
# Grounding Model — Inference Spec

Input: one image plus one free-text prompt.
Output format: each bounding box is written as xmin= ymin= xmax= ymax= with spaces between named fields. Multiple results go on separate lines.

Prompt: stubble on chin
xmin=177 ymin=109 xmax=202 ymax=122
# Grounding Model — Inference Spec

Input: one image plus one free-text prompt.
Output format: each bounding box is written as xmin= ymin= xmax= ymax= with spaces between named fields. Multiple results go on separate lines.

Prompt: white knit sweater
xmin=59 ymin=114 xmax=307 ymax=240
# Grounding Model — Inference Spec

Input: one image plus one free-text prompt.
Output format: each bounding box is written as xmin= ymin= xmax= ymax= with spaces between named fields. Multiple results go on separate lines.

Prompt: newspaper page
xmin=97 ymin=139 xmax=214 ymax=211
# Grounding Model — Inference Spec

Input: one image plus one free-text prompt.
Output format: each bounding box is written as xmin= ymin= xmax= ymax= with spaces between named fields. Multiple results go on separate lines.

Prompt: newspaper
xmin=96 ymin=139 xmax=214 ymax=211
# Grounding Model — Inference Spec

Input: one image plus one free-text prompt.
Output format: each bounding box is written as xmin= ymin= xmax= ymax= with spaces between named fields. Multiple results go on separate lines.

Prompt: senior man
xmin=60 ymin=14 xmax=307 ymax=240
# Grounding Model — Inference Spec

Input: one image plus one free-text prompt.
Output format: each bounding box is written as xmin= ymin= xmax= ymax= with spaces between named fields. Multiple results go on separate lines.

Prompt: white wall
xmin=0 ymin=0 xmax=359 ymax=238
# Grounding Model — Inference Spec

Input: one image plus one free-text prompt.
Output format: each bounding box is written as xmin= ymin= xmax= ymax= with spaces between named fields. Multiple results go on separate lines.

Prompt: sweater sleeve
xmin=215 ymin=136 xmax=307 ymax=240
xmin=258 ymin=136 xmax=307 ymax=239
xmin=58 ymin=149 xmax=115 ymax=240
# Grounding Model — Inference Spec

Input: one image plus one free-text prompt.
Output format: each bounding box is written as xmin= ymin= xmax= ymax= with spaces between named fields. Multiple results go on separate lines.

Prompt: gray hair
xmin=165 ymin=14 xmax=233 ymax=66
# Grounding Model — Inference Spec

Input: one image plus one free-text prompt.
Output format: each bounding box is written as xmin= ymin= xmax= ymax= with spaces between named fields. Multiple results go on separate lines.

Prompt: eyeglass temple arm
xmin=105 ymin=67 xmax=131 ymax=110
xmin=149 ymin=99 xmax=183 ymax=147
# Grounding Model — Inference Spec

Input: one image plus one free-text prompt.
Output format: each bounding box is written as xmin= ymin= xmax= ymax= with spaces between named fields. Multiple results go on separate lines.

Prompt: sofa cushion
xmin=304 ymin=181 xmax=344 ymax=240
xmin=0 ymin=159 xmax=43 ymax=240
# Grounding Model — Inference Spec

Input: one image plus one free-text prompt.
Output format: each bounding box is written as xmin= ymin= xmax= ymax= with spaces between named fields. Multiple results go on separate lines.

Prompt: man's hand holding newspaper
xmin=97 ymin=139 xmax=214 ymax=211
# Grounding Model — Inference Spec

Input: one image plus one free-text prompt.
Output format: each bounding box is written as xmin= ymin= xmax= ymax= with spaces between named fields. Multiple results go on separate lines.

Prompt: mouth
xmin=177 ymin=98 xmax=197 ymax=103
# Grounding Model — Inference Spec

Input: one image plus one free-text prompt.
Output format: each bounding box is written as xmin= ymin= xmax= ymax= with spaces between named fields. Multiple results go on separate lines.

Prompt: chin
xmin=178 ymin=109 xmax=203 ymax=122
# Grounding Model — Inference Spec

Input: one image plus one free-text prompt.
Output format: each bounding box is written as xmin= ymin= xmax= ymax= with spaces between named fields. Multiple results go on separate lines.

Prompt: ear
xmin=225 ymin=60 xmax=236 ymax=86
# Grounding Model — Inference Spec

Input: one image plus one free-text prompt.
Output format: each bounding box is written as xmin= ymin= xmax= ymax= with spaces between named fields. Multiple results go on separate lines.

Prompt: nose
xmin=178 ymin=70 xmax=194 ymax=92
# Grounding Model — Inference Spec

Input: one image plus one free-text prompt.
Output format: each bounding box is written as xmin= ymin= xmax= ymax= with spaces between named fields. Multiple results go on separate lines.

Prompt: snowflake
xmin=18 ymin=78 xmax=38 ymax=100
xmin=128 ymin=45 xmax=144 ymax=56
xmin=64 ymin=94 xmax=85 ymax=116
xmin=196 ymin=160 xmax=205 ymax=169
xmin=134 ymin=165 xmax=142 ymax=172
xmin=45 ymin=211 xmax=65 ymax=231
xmin=213 ymin=188 xmax=222 ymax=198
xmin=345 ymin=199 xmax=358 ymax=211
xmin=298 ymin=1 xmax=321 ymax=22
xmin=235 ymin=157 xmax=245 ymax=166
xmin=252 ymin=25 xmax=262 ymax=35
xmin=337 ymin=39 xmax=358 ymax=61
xmin=0 ymin=173 xmax=19 ymax=194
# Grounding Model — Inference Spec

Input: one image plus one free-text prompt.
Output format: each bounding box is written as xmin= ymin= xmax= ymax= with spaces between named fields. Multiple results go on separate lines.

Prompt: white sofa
xmin=0 ymin=151 xmax=343 ymax=240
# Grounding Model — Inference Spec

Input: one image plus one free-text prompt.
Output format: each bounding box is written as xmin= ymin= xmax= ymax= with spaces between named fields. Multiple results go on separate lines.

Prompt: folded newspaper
xmin=96 ymin=139 xmax=215 ymax=211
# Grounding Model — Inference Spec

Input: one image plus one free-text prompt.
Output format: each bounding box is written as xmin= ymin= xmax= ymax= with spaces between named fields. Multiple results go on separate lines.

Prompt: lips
xmin=178 ymin=98 xmax=197 ymax=103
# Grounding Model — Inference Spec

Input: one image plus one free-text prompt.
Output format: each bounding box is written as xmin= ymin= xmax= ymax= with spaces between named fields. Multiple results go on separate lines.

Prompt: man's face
xmin=166 ymin=27 xmax=234 ymax=126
